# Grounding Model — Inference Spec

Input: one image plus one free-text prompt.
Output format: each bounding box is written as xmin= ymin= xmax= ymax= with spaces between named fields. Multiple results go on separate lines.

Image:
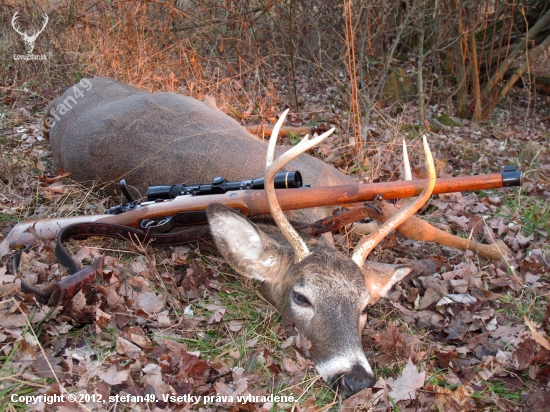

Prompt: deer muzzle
xmin=305 ymin=305 xmax=376 ymax=398
xmin=333 ymin=364 xmax=377 ymax=398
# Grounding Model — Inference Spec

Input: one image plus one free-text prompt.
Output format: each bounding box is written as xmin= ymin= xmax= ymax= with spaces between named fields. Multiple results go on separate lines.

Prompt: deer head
xmin=12 ymin=11 xmax=49 ymax=54
xmin=207 ymin=112 xmax=435 ymax=398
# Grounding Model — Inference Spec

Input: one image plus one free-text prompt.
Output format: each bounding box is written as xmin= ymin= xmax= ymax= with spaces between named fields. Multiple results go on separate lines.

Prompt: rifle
xmin=6 ymin=166 xmax=522 ymax=249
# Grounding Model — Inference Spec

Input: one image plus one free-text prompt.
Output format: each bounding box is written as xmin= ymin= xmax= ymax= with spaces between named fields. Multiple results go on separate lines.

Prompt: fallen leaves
xmin=386 ymin=358 xmax=426 ymax=402
xmin=116 ymin=337 xmax=143 ymax=359
xmin=524 ymin=316 xmax=550 ymax=350
xmin=132 ymin=291 xmax=166 ymax=314
xmin=1 ymin=76 xmax=549 ymax=412
xmin=282 ymin=353 xmax=306 ymax=375
xmin=374 ymin=323 xmax=424 ymax=366
xmin=429 ymin=383 xmax=473 ymax=412
xmin=98 ymin=364 xmax=129 ymax=385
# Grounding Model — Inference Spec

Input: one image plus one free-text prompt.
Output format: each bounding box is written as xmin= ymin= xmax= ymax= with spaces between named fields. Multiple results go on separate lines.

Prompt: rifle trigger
xmin=140 ymin=216 xmax=176 ymax=234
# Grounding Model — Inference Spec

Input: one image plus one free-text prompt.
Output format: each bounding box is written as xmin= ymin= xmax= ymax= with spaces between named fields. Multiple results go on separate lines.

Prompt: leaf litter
xmin=0 ymin=82 xmax=549 ymax=411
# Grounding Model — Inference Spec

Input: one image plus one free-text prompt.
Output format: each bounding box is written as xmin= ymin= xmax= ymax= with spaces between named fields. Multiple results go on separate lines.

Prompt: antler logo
xmin=12 ymin=11 xmax=49 ymax=54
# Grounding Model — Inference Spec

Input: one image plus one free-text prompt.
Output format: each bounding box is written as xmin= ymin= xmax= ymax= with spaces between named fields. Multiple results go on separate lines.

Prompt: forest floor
xmin=0 ymin=75 xmax=549 ymax=412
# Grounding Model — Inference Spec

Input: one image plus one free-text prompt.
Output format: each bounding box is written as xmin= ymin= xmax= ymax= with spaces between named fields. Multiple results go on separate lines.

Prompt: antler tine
xmin=400 ymin=139 xmax=414 ymax=209
xmin=266 ymin=109 xmax=335 ymax=263
xmin=11 ymin=12 xmax=24 ymax=36
xmin=402 ymin=139 xmax=412 ymax=181
xmin=352 ymin=135 xmax=436 ymax=267
xmin=37 ymin=13 xmax=49 ymax=35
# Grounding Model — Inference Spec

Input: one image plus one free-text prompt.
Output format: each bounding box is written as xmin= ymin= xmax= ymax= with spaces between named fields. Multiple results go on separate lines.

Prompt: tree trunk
xmin=481 ymin=8 xmax=550 ymax=118
xmin=483 ymin=34 xmax=550 ymax=118
xmin=468 ymin=11 xmax=482 ymax=121
xmin=451 ymin=0 xmax=469 ymax=118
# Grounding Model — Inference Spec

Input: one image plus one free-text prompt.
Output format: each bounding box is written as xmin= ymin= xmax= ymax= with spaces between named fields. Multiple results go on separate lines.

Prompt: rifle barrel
xmin=246 ymin=170 xmax=519 ymax=214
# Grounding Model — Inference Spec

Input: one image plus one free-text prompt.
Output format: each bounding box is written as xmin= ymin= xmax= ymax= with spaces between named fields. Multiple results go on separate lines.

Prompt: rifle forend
xmin=6 ymin=167 xmax=521 ymax=249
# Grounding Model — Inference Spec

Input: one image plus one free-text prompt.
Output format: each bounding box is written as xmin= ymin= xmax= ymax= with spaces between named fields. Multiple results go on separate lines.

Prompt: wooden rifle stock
xmin=6 ymin=169 xmax=521 ymax=248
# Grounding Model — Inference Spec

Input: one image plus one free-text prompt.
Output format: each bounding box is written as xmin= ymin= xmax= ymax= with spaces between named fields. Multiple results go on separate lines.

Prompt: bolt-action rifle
xmin=6 ymin=166 xmax=522 ymax=249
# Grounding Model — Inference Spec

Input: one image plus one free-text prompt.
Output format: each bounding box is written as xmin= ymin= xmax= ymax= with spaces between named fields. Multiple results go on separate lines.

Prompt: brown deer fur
xmin=44 ymin=77 xmax=352 ymax=226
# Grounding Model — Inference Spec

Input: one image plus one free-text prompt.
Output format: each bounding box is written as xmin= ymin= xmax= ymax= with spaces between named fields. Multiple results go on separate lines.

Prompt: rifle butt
xmin=7 ymin=215 xmax=114 ymax=248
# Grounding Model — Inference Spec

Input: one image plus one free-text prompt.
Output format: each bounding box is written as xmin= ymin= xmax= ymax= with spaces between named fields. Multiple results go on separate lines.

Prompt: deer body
xmin=45 ymin=78 xmax=435 ymax=398
xmin=45 ymin=78 xmax=352 ymax=224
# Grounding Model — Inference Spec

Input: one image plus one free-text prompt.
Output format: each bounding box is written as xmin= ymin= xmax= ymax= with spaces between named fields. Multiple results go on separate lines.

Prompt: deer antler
xmin=265 ymin=109 xmax=335 ymax=262
xmin=402 ymin=138 xmax=412 ymax=181
xmin=11 ymin=11 xmax=48 ymax=40
xmin=31 ymin=13 xmax=49 ymax=40
xmin=351 ymin=135 xmax=436 ymax=267
xmin=11 ymin=12 xmax=25 ymax=37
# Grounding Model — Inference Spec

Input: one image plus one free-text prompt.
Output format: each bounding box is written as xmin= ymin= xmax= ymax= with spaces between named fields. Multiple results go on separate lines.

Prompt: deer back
xmin=45 ymin=77 xmax=355 ymax=225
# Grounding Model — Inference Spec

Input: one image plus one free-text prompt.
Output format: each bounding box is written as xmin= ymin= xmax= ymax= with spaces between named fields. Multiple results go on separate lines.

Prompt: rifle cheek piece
xmin=502 ymin=165 xmax=522 ymax=187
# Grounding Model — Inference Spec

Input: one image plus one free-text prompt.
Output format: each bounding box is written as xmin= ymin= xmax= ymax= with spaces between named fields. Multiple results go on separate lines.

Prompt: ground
xmin=0 ymin=76 xmax=549 ymax=411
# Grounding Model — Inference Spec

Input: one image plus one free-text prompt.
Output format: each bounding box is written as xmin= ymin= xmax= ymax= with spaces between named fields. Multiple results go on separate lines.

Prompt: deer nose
xmin=335 ymin=364 xmax=376 ymax=398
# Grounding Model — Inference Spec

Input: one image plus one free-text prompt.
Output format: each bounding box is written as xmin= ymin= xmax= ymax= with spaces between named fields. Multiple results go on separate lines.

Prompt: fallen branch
xmin=245 ymin=124 xmax=313 ymax=138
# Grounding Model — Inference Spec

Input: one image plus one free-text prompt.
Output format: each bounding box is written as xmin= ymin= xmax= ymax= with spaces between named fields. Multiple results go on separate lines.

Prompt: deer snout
xmin=332 ymin=364 xmax=376 ymax=398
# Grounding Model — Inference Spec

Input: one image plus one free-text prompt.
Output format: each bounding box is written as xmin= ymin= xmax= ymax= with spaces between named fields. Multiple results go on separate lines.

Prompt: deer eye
xmin=293 ymin=291 xmax=311 ymax=307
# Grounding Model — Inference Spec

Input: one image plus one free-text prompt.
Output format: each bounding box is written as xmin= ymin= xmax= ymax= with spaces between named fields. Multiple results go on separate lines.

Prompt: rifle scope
xmin=147 ymin=171 xmax=302 ymax=201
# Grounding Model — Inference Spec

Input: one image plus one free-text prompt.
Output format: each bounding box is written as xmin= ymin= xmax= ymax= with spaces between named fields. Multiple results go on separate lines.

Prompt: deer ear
xmin=206 ymin=204 xmax=288 ymax=283
xmin=362 ymin=261 xmax=412 ymax=304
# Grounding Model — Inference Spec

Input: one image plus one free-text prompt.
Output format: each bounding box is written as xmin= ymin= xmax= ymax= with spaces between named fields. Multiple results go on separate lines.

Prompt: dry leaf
xmin=229 ymin=320 xmax=244 ymax=332
xmin=386 ymin=357 xmax=426 ymax=403
xmin=116 ymin=337 xmax=143 ymax=358
xmin=282 ymin=356 xmax=304 ymax=375
xmin=207 ymin=308 xmax=226 ymax=324
xmin=524 ymin=316 xmax=550 ymax=350
xmin=133 ymin=292 xmax=166 ymax=314
xmin=98 ymin=364 xmax=129 ymax=385
xmin=31 ymin=355 xmax=65 ymax=379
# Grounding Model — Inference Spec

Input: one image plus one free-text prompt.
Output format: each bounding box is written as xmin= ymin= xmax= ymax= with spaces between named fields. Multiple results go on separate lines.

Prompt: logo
xmin=12 ymin=11 xmax=48 ymax=56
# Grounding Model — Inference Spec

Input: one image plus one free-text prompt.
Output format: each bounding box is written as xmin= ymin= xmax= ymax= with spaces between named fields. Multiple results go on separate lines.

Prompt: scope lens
xmin=288 ymin=171 xmax=302 ymax=188
xmin=273 ymin=171 xmax=302 ymax=189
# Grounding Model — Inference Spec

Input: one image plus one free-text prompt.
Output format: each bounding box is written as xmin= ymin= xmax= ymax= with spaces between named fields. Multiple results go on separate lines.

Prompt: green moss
xmin=432 ymin=113 xmax=463 ymax=127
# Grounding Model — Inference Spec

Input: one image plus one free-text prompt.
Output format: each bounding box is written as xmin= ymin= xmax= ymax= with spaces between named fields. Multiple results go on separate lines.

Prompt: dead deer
xmin=206 ymin=113 xmax=435 ymax=397
xmin=43 ymin=78 xmax=435 ymax=397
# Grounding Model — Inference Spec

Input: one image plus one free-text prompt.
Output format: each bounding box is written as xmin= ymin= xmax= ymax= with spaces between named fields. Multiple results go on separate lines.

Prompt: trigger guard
xmin=140 ymin=216 xmax=176 ymax=233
